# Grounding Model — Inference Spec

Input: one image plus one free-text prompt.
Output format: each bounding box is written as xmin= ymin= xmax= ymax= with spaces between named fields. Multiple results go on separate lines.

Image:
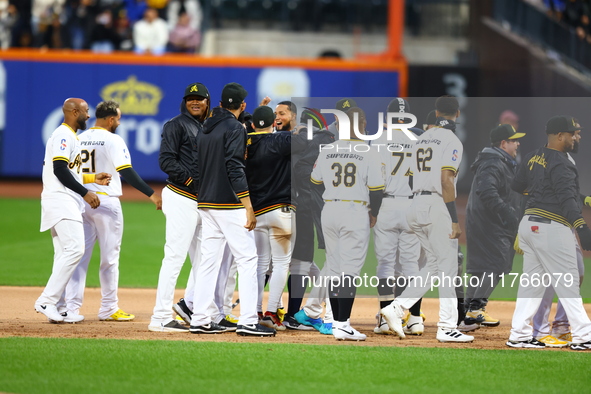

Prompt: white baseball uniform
xmin=36 ymin=123 xmax=86 ymax=309
xmin=400 ymin=125 xmax=463 ymax=330
xmin=63 ymin=126 xmax=131 ymax=319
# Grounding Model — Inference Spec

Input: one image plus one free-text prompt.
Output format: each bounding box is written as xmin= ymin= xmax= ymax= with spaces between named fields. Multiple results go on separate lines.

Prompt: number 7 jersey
xmin=311 ymin=139 xmax=385 ymax=202
xmin=411 ymin=126 xmax=463 ymax=196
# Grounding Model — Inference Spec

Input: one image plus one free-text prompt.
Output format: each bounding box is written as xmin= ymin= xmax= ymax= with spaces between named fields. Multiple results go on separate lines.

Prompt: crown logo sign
xmin=100 ymin=76 xmax=163 ymax=116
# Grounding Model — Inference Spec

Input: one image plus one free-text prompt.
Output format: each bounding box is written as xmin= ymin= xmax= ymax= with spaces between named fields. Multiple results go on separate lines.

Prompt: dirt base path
xmin=2 ymin=286 xmax=584 ymax=350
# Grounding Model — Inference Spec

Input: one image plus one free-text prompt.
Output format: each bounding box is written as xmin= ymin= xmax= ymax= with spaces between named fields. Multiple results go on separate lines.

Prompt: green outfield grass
xmin=1 ymin=197 xmax=589 ymax=301
xmin=1 ymin=337 xmax=589 ymax=394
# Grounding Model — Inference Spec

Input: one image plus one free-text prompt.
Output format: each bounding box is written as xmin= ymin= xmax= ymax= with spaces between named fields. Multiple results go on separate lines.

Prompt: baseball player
xmin=372 ymin=98 xmax=424 ymax=336
xmin=35 ymin=98 xmax=111 ymax=323
xmin=63 ymin=101 xmax=162 ymax=321
xmin=245 ymin=105 xmax=294 ymax=331
xmin=380 ymin=95 xmax=474 ymax=343
xmin=508 ymin=115 xmax=591 ymax=350
xmin=311 ymin=107 xmax=385 ymax=341
xmin=149 ymin=82 xmax=211 ymax=333
xmin=190 ymin=82 xmax=275 ymax=336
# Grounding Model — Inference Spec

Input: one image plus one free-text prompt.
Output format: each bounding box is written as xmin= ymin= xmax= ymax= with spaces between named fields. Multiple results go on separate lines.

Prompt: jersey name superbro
xmin=411 ymin=127 xmax=463 ymax=196
xmin=311 ymin=139 xmax=385 ymax=203
xmin=78 ymin=127 xmax=132 ymax=197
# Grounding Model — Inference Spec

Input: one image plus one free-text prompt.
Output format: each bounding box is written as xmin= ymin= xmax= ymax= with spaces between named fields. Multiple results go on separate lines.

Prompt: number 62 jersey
xmin=411 ymin=126 xmax=463 ymax=196
xmin=311 ymin=139 xmax=385 ymax=203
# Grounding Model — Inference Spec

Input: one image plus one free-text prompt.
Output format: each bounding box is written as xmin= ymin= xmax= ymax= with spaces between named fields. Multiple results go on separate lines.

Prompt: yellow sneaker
xmin=102 ymin=309 xmax=135 ymax=321
xmin=225 ymin=314 xmax=239 ymax=324
xmin=555 ymin=332 xmax=572 ymax=344
xmin=466 ymin=308 xmax=499 ymax=327
xmin=537 ymin=335 xmax=569 ymax=348
xmin=402 ymin=310 xmax=426 ymax=327
xmin=277 ymin=307 xmax=286 ymax=322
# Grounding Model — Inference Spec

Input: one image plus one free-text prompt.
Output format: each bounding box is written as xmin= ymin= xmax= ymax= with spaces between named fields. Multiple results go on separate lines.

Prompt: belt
xmin=96 ymin=192 xmax=109 ymax=196
xmin=325 ymin=199 xmax=368 ymax=206
xmin=528 ymin=215 xmax=551 ymax=224
xmin=384 ymin=194 xmax=413 ymax=199
xmin=415 ymin=191 xmax=432 ymax=196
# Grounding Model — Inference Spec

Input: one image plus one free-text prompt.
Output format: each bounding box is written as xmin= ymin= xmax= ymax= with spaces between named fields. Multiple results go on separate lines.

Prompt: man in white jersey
xmin=64 ymin=101 xmax=162 ymax=321
xmin=35 ymin=98 xmax=111 ymax=323
xmin=381 ymin=95 xmax=474 ymax=343
xmin=372 ymin=98 xmax=424 ymax=336
xmin=311 ymin=107 xmax=385 ymax=341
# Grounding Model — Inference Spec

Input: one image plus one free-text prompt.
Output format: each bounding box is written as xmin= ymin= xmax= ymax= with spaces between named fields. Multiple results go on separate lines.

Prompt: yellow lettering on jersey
xmin=68 ymin=153 xmax=83 ymax=174
xmin=528 ymin=153 xmax=547 ymax=170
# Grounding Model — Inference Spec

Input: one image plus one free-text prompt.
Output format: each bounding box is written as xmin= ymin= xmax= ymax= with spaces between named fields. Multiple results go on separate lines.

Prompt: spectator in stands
xmin=115 ymin=10 xmax=133 ymax=50
xmin=41 ymin=12 xmax=71 ymax=48
xmin=64 ymin=0 xmax=96 ymax=50
xmin=146 ymin=0 xmax=166 ymax=19
xmin=132 ymin=7 xmax=168 ymax=54
xmin=9 ymin=0 xmax=33 ymax=47
xmin=32 ymin=0 xmax=65 ymax=40
xmin=0 ymin=0 xmax=17 ymax=49
xmin=544 ymin=0 xmax=567 ymax=20
xmin=167 ymin=0 xmax=201 ymax=31
xmin=167 ymin=11 xmax=199 ymax=53
xmin=124 ymin=0 xmax=147 ymax=24
xmin=88 ymin=8 xmax=120 ymax=52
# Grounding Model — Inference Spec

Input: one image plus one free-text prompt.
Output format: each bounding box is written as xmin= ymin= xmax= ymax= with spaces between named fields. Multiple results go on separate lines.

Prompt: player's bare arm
xmin=441 ymin=169 xmax=461 ymax=239
xmin=240 ymin=195 xmax=257 ymax=231
xmin=149 ymin=193 xmax=163 ymax=210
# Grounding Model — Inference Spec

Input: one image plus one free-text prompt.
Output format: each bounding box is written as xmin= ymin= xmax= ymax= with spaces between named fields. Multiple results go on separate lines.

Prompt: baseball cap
xmin=545 ymin=115 xmax=581 ymax=134
xmin=425 ymin=110 xmax=437 ymax=126
xmin=221 ymin=82 xmax=247 ymax=105
xmin=490 ymin=124 xmax=526 ymax=143
xmin=301 ymin=107 xmax=327 ymax=130
xmin=252 ymin=106 xmax=274 ymax=129
xmin=387 ymin=97 xmax=410 ymax=113
xmin=335 ymin=98 xmax=357 ymax=111
xmin=184 ymin=82 xmax=209 ymax=99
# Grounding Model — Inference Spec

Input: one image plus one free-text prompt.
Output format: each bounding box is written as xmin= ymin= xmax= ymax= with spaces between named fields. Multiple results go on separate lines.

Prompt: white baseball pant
xmin=190 ymin=208 xmax=258 ymax=326
xmin=510 ymin=216 xmax=591 ymax=343
xmin=151 ymin=187 xmax=201 ymax=326
xmin=37 ymin=219 xmax=85 ymax=308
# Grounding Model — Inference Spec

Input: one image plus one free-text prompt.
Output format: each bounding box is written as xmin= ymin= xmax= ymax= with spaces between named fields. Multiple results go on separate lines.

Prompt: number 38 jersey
xmin=411 ymin=127 xmax=463 ymax=196
xmin=311 ymin=139 xmax=385 ymax=203
xmin=78 ymin=127 xmax=132 ymax=197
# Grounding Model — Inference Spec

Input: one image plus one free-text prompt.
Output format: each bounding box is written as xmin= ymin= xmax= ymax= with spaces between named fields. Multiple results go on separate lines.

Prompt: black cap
xmin=184 ymin=82 xmax=209 ymax=99
xmin=387 ymin=97 xmax=410 ymax=114
xmin=252 ymin=106 xmax=274 ymax=129
xmin=490 ymin=124 xmax=526 ymax=143
xmin=425 ymin=110 xmax=437 ymax=126
xmin=545 ymin=115 xmax=581 ymax=134
xmin=221 ymin=82 xmax=247 ymax=105
xmin=335 ymin=98 xmax=357 ymax=111
xmin=435 ymin=95 xmax=459 ymax=115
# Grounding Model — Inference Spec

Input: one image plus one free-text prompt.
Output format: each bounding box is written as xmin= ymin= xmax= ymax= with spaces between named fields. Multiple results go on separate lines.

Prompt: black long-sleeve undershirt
xmin=119 ymin=167 xmax=154 ymax=197
xmin=53 ymin=160 xmax=87 ymax=196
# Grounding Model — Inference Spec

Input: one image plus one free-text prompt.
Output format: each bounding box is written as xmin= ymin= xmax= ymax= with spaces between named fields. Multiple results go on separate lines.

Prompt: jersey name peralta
xmin=311 ymin=139 xmax=384 ymax=203
xmin=379 ymin=129 xmax=415 ymax=197
xmin=42 ymin=123 xmax=83 ymax=199
xmin=78 ymin=127 xmax=132 ymax=197
xmin=411 ymin=127 xmax=463 ymax=196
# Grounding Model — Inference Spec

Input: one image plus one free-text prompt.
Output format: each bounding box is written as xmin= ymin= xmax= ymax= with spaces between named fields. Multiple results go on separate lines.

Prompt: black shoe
xmin=173 ymin=298 xmax=192 ymax=325
xmin=506 ymin=338 xmax=545 ymax=348
xmin=236 ymin=323 xmax=276 ymax=337
xmin=570 ymin=341 xmax=591 ymax=351
xmin=189 ymin=322 xmax=227 ymax=334
xmin=218 ymin=317 xmax=238 ymax=332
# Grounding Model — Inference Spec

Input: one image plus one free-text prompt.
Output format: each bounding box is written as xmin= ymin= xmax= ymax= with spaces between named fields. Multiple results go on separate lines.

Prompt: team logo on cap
xmin=229 ymin=98 xmax=233 ymax=103
xmin=189 ymin=84 xmax=198 ymax=93
xmin=342 ymin=100 xmax=351 ymax=108
xmin=259 ymin=120 xmax=264 ymax=126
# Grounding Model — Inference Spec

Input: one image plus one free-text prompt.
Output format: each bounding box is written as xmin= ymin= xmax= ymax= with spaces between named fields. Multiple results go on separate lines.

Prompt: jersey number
xmin=81 ymin=149 xmax=96 ymax=173
xmin=390 ymin=152 xmax=405 ymax=175
xmin=331 ymin=163 xmax=356 ymax=187
xmin=416 ymin=148 xmax=433 ymax=172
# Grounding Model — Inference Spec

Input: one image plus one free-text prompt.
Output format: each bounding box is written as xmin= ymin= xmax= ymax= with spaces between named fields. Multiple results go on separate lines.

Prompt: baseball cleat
xmin=333 ymin=321 xmax=366 ymax=341
xmin=536 ymin=335 xmax=569 ymax=348
xmin=283 ymin=315 xmax=314 ymax=331
xmin=319 ymin=322 xmax=333 ymax=335
xmin=225 ymin=314 xmax=239 ymax=324
xmin=466 ymin=308 xmax=499 ymax=327
xmin=61 ymin=312 xmax=85 ymax=323
xmin=374 ymin=313 xmax=393 ymax=335
xmin=172 ymin=298 xmax=192 ymax=325
xmin=102 ymin=309 xmax=135 ymax=321
xmin=554 ymin=332 xmax=572 ymax=344
xmin=380 ymin=301 xmax=405 ymax=338
xmin=260 ymin=311 xmax=286 ymax=331
xmin=457 ymin=321 xmax=480 ymax=333
xmin=218 ymin=317 xmax=238 ymax=332
xmin=505 ymin=338 xmax=545 ymax=349
xmin=35 ymin=303 xmax=64 ymax=323
xmin=402 ymin=310 xmax=426 ymax=326
xmin=437 ymin=328 xmax=474 ymax=343
xmin=569 ymin=341 xmax=591 ymax=351
xmin=148 ymin=319 xmax=190 ymax=332
xmin=403 ymin=315 xmax=424 ymax=336
xmin=294 ymin=309 xmax=323 ymax=332
xmin=276 ymin=307 xmax=286 ymax=322
xmin=236 ymin=323 xmax=277 ymax=337
xmin=189 ymin=322 xmax=228 ymax=334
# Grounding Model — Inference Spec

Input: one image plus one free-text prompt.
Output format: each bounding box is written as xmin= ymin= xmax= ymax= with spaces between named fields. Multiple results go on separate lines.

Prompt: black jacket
xmin=197 ymin=107 xmax=249 ymax=209
xmin=158 ymin=99 xmax=201 ymax=200
xmin=246 ymin=130 xmax=292 ymax=215
xmin=466 ymin=147 xmax=521 ymax=274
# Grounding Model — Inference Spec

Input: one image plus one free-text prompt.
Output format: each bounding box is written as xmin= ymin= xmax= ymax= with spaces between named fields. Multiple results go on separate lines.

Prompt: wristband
xmin=82 ymin=174 xmax=96 ymax=184
xmin=445 ymin=201 xmax=459 ymax=223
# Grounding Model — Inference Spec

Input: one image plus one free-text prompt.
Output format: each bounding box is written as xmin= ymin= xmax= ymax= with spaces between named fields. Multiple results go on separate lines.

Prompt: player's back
xmin=79 ymin=127 xmax=131 ymax=197
xmin=311 ymin=139 xmax=384 ymax=203
xmin=411 ymin=127 xmax=462 ymax=196
xmin=379 ymin=129 xmax=416 ymax=198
